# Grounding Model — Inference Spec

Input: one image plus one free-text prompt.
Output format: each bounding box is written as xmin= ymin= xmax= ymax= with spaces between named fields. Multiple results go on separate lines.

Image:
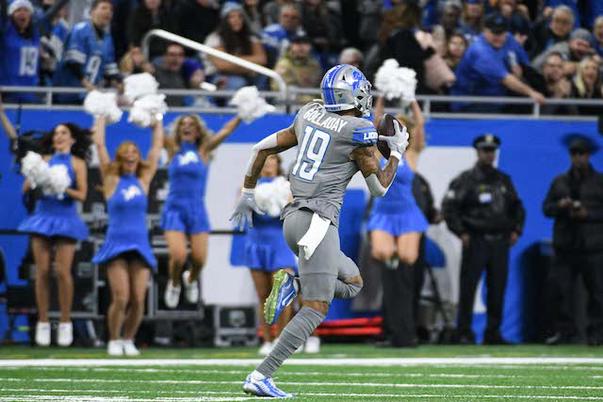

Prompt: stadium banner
xmin=0 ymin=110 xmax=601 ymax=343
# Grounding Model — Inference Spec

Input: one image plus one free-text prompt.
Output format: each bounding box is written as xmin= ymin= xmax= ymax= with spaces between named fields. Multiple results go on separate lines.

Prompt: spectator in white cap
xmin=0 ymin=0 xmax=68 ymax=103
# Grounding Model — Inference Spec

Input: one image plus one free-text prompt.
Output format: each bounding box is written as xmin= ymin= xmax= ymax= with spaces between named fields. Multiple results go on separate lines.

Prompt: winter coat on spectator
xmin=543 ymin=165 xmax=603 ymax=253
xmin=173 ymin=0 xmax=219 ymax=49
xmin=127 ymin=3 xmax=175 ymax=60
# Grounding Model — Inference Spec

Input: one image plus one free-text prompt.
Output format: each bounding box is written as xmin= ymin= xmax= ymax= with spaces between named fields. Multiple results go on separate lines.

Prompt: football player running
xmin=231 ymin=64 xmax=409 ymax=398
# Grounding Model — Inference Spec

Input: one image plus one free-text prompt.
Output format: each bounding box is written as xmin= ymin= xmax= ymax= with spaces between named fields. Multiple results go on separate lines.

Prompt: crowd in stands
xmin=1 ymin=0 xmax=603 ymax=112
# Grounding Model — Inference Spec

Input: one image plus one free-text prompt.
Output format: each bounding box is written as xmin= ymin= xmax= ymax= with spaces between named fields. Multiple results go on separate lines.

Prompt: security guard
xmin=543 ymin=134 xmax=603 ymax=346
xmin=443 ymin=134 xmax=525 ymax=344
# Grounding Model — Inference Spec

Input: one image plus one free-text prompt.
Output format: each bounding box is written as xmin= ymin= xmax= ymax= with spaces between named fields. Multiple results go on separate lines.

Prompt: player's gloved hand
xmin=378 ymin=119 xmax=409 ymax=161
xmin=229 ymin=188 xmax=265 ymax=230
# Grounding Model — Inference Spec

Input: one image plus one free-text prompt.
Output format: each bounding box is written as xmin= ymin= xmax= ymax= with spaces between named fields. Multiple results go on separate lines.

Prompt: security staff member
xmin=543 ymin=134 xmax=603 ymax=346
xmin=443 ymin=134 xmax=525 ymax=345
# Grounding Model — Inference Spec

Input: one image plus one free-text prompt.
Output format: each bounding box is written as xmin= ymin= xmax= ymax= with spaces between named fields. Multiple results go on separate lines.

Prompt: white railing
xmin=142 ymin=29 xmax=289 ymax=101
xmin=1 ymin=85 xmax=602 ymax=120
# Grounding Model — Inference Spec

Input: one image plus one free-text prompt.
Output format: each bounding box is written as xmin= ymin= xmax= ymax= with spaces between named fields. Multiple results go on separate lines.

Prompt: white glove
xmin=229 ymin=188 xmax=265 ymax=230
xmin=378 ymin=119 xmax=409 ymax=161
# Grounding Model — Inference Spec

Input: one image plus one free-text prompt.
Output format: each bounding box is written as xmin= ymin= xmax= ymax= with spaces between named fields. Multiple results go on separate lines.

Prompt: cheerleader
xmin=243 ymin=155 xmax=297 ymax=356
xmin=162 ymin=114 xmax=241 ymax=308
xmin=367 ymin=98 xmax=428 ymax=347
xmin=91 ymin=115 xmax=163 ymax=356
xmin=368 ymin=98 xmax=428 ymax=266
xmin=17 ymin=121 xmax=91 ymax=347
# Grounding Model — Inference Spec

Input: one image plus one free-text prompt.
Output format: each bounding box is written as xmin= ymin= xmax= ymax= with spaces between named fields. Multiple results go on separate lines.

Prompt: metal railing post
xmin=142 ymin=29 xmax=288 ymax=102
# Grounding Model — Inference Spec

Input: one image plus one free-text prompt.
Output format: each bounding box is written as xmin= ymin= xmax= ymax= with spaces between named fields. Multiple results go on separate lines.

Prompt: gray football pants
xmin=282 ymin=209 xmax=362 ymax=303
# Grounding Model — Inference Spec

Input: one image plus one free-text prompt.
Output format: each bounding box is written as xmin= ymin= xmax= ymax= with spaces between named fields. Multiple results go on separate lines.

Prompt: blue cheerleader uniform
xmin=161 ymin=141 xmax=210 ymax=234
xmin=244 ymin=177 xmax=297 ymax=273
xmin=367 ymin=159 xmax=428 ymax=236
xmin=18 ymin=153 xmax=88 ymax=241
xmin=92 ymin=174 xmax=157 ymax=270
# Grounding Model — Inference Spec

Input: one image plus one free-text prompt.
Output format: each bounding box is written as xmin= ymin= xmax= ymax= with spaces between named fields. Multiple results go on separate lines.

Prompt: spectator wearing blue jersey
xmin=0 ymin=0 xmax=39 ymax=103
xmin=262 ymin=4 xmax=304 ymax=67
xmin=451 ymin=12 xmax=545 ymax=112
xmin=0 ymin=0 xmax=68 ymax=102
xmin=53 ymin=0 xmax=121 ymax=104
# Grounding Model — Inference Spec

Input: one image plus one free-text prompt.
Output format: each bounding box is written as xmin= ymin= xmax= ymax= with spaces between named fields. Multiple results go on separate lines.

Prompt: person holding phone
xmin=543 ymin=134 xmax=603 ymax=346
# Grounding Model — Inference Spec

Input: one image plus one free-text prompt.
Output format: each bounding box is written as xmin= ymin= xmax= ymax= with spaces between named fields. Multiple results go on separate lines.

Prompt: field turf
xmin=0 ymin=344 xmax=602 ymax=401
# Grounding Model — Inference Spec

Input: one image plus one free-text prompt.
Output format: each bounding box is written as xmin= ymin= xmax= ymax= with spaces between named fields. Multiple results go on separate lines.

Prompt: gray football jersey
xmin=282 ymin=102 xmax=378 ymax=226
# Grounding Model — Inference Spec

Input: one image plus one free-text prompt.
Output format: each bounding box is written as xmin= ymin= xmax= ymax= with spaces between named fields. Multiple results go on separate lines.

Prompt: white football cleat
xmin=243 ymin=373 xmax=292 ymax=398
xmin=258 ymin=341 xmax=273 ymax=356
xmin=107 ymin=340 xmax=124 ymax=356
xmin=57 ymin=322 xmax=73 ymax=347
xmin=164 ymin=280 xmax=181 ymax=308
xmin=122 ymin=339 xmax=141 ymax=356
xmin=182 ymin=270 xmax=199 ymax=304
xmin=305 ymin=336 xmax=321 ymax=354
xmin=35 ymin=322 xmax=51 ymax=347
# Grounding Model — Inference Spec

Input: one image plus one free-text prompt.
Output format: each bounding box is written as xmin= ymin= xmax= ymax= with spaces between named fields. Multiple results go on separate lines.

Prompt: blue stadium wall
xmin=0 ymin=110 xmax=602 ymax=343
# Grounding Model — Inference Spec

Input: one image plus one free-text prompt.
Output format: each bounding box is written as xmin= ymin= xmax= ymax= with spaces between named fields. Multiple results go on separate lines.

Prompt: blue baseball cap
xmin=484 ymin=12 xmax=509 ymax=34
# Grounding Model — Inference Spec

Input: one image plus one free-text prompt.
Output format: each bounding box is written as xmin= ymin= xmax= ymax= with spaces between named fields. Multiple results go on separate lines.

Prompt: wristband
xmin=390 ymin=150 xmax=402 ymax=161
xmin=242 ymin=187 xmax=255 ymax=194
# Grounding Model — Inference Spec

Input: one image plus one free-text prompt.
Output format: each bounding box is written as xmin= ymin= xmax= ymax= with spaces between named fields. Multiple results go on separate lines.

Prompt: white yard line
xmin=1 ymin=391 xmax=603 ymax=401
xmin=2 ymin=377 xmax=603 ymax=391
xmin=0 ymin=398 xmax=252 ymax=402
xmin=1 ymin=357 xmax=603 ymax=367
xmin=0 ymin=366 xmax=541 ymax=379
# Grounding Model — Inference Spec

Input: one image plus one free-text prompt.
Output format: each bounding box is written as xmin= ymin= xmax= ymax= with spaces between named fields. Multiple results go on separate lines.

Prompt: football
xmin=377 ymin=113 xmax=396 ymax=159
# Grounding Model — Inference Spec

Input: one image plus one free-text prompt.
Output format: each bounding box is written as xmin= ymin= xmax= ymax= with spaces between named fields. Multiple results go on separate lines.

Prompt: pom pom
xmin=44 ymin=164 xmax=72 ymax=199
xmin=124 ymin=73 xmax=159 ymax=103
xmin=374 ymin=59 xmax=417 ymax=101
xmin=229 ymin=86 xmax=276 ymax=123
xmin=21 ymin=151 xmax=50 ymax=189
xmin=254 ymin=177 xmax=291 ymax=217
xmin=84 ymin=90 xmax=123 ymax=124
xmin=128 ymin=94 xmax=168 ymax=128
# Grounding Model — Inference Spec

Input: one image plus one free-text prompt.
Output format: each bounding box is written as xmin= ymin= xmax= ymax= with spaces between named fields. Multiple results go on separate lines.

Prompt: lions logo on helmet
xmin=320 ymin=64 xmax=373 ymax=117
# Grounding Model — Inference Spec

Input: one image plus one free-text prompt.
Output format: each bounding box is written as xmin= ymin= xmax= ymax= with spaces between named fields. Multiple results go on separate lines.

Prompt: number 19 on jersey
xmin=291 ymin=126 xmax=331 ymax=181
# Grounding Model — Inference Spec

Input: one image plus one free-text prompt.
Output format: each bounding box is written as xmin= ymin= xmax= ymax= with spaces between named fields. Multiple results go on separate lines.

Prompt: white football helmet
xmin=320 ymin=64 xmax=373 ymax=117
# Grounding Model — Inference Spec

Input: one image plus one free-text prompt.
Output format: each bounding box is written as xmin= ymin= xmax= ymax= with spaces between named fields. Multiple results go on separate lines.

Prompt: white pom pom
xmin=374 ymin=59 xmax=417 ymax=101
xmin=254 ymin=177 xmax=291 ymax=217
xmin=21 ymin=151 xmax=50 ymax=189
xmin=124 ymin=73 xmax=159 ymax=103
xmin=84 ymin=90 xmax=123 ymax=124
xmin=229 ymin=86 xmax=276 ymax=123
xmin=128 ymin=94 xmax=168 ymax=128
xmin=45 ymin=164 xmax=72 ymax=199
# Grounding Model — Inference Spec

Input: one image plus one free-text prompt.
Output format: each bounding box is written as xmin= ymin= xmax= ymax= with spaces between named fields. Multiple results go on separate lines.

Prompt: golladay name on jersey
xmin=303 ymin=105 xmax=349 ymax=133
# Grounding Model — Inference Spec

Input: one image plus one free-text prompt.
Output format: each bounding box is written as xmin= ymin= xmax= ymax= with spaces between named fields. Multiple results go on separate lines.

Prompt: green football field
xmin=1 ymin=344 xmax=602 ymax=401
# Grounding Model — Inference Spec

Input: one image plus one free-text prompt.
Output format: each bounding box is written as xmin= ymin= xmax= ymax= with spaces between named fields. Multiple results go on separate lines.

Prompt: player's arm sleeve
xmin=349 ymin=120 xmax=378 ymax=148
